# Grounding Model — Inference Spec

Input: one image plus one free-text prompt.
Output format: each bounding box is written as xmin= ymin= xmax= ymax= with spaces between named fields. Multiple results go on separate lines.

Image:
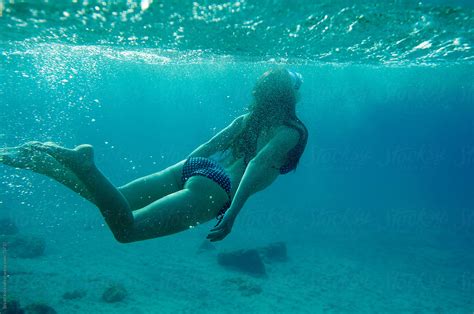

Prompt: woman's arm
xmin=187 ymin=115 xmax=245 ymax=158
xmin=207 ymin=127 xmax=300 ymax=241
xmin=226 ymin=127 xmax=300 ymax=219
xmin=224 ymin=159 xmax=280 ymax=221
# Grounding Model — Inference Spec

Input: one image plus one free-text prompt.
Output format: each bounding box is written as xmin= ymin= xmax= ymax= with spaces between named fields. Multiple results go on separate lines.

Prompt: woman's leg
xmin=73 ymin=157 xmax=229 ymax=242
xmin=122 ymin=175 xmax=230 ymax=242
xmin=0 ymin=142 xmax=182 ymax=210
xmin=0 ymin=142 xmax=228 ymax=243
xmin=118 ymin=161 xmax=185 ymax=211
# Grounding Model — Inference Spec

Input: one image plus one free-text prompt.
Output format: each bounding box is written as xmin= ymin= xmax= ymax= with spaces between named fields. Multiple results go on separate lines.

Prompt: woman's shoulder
xmin=273 ymin=119 xmax=308 ymax=151
xmin=273 ymin=125 xmax=301 ymax=147
xmin=281 ymin=119 xmax=308 ymax=142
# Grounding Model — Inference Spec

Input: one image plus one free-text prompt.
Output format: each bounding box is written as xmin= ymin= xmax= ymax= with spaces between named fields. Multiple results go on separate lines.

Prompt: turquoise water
xmin=1 ymin=1 xmax=474 ymax=313
xmin=1 ymin=0 xmax=473 ymax=64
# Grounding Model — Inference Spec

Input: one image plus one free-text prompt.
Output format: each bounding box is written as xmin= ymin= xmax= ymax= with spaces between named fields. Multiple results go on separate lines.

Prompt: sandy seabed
xmin=4 ymin=209 xmax=474 ymax=314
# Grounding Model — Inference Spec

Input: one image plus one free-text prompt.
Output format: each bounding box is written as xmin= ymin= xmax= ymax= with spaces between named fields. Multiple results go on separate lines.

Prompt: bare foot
xmin=0 ymin=141 xmax=67 ymax=175
xmin=27 ymin=142 xmax=96 ymax=176
xmin=0 ymin=141 xmax=97 ymax=203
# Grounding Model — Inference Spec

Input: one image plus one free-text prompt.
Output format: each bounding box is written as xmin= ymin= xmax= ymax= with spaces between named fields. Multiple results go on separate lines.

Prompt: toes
xmin=0 ymin=153 xmax=11 ymax=164
xmin=0 ymin=149 xmax=20 ymax=167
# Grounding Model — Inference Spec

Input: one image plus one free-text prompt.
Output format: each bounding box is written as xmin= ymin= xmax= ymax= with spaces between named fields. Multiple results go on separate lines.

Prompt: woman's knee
xmin=112 ymin=229 xmax=136 ymax=244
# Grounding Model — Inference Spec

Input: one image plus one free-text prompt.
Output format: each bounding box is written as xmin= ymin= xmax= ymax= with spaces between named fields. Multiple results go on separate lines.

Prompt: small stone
xmin=24 ymin=303 xmax=57 ymax=314
xmin=3 ymin=234 xmax=46 ymax=258
xmin=102 ymin=283 xmax=127 ymax=303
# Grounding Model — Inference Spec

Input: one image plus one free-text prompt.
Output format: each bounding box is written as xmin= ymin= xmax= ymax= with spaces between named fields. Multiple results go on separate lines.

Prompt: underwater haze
xmin=1 ymin=0 xmax=473 ymax=313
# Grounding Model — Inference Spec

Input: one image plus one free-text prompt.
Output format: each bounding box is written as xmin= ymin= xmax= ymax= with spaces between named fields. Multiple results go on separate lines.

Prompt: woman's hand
xmin=206 ymin=212 xmax=235 ymax=242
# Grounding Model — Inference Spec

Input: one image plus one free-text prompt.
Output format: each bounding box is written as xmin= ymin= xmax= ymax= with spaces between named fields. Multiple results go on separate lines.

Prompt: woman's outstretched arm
xmin=207 ymin=127 xmax=300 ymax=241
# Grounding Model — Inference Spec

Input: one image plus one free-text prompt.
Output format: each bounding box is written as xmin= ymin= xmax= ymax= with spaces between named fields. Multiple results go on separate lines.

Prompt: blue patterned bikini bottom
xmin=182 ymin=157 xmax=232 ymax=222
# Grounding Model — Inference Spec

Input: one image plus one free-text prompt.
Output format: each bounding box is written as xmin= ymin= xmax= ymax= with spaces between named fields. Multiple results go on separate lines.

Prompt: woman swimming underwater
xmin=0 ymin=68 xmax=308 ymax=243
